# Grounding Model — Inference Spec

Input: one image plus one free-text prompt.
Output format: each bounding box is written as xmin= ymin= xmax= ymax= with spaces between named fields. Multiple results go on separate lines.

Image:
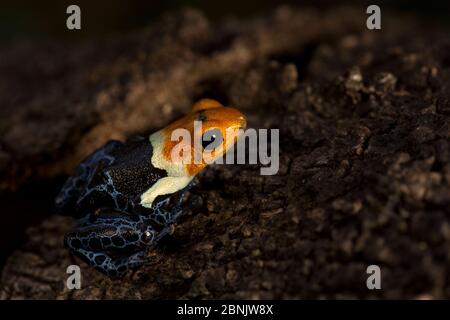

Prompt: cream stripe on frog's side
xmin=140 ymin=130 xmax=193 ymax=208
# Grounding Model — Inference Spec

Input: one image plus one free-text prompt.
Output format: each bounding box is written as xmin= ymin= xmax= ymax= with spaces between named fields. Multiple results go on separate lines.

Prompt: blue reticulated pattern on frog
xmin=56 ymin=138 xmax=188 ymax=277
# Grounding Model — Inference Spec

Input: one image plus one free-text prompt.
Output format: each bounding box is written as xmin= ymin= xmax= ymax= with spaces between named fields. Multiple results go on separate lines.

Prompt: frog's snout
xmin=236 ymin=114 xmax=247 ymax=130
xmin=226 ymin=107 xmax=247 ymax=132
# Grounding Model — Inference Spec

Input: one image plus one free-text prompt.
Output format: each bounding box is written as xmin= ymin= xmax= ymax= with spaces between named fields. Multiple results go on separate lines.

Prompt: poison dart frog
xmin=55 ymin=99 xmax=246 ymax=277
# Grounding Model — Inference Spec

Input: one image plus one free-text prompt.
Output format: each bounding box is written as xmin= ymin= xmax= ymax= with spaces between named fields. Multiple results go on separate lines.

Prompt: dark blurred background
xmin=0 ymin=0 xmax=449 ymax=296
xmin=1 ymin=0 xmax=449 ymax=45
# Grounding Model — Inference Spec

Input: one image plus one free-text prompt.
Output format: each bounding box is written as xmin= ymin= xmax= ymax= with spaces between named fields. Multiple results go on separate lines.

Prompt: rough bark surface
xmin=1 ymin=6 xmax=450 ymax=299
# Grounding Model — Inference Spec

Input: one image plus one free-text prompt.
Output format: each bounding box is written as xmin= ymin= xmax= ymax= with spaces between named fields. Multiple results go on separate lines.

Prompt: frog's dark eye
xmin=201 ymin=129 xmax=223 ymax=151
xmin=141 ymin=230 xmax=153 ymax=244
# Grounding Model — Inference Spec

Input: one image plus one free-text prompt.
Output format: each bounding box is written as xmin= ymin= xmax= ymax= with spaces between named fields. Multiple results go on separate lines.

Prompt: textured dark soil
xmin=1 ymin=6 xmax=450 ymax=299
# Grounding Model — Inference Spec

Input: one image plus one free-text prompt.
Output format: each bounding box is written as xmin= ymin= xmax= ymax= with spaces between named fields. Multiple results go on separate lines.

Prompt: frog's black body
xmin=56 ymin=137 xmax=188 ymax=277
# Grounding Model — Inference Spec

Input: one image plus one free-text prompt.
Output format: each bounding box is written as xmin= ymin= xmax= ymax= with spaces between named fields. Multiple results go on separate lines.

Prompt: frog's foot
xmin=149 ymin=200 xmax=182 ymax=225
xmin=55 ymin=140 xmax=123 ymax=213
xmin=64 ymin=211 xmax=168 ymax=277
xmin=147 ymin=185 xmax=190 ymax=225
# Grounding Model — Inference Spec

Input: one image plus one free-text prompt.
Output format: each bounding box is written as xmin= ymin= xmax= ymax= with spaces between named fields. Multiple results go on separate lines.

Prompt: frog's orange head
xmin=150 ymin=99 xmax=247 ymax=177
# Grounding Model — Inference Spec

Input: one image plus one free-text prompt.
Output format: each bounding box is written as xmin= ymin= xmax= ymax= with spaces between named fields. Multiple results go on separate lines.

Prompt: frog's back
xmin=106 ymin=137 xmax=167 ymax=200
xmin=56 ymin=137 xmax=167 ymax=217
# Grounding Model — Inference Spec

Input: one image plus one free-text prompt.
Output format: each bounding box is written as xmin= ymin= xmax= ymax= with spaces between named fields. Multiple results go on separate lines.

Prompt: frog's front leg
xmin=141 ymin=183 xmax=192 ymax=226
xmin=64 ymin=210 xmax=170 ymax=277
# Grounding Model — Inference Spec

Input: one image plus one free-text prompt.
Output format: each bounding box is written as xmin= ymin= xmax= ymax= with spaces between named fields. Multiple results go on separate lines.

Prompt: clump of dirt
xmin=1 ymin=6 xmax=450 ymax=299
